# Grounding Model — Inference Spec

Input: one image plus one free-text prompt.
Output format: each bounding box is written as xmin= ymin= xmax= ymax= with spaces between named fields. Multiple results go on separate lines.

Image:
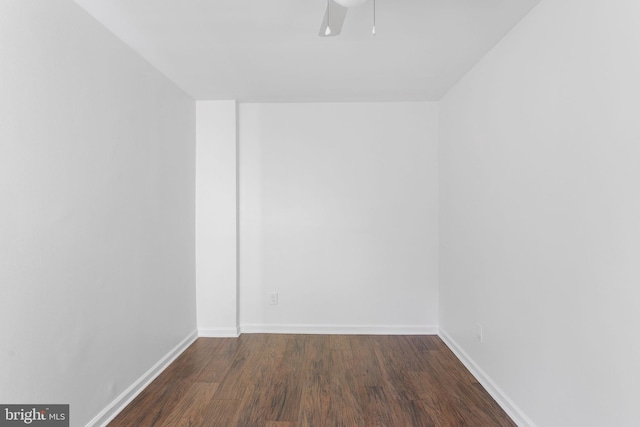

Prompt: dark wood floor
xmin=109 ymin=334 xmax=515 ymax=427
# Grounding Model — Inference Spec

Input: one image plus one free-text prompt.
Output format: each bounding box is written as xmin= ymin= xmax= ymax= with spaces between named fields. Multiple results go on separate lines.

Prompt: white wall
xmin=239 ymin=102 xmax=439 ymax=333
xmin=196 ymin=101 xmax=239 ymax=336
xmin=0 ymin=1 xmax=196 ymax=426
xmin=439 ymin=1 xmax=640 ymax=426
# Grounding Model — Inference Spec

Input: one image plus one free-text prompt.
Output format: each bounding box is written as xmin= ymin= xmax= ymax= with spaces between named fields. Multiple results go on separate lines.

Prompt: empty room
xmin=1 ymin=0 xmax=639 ymax=426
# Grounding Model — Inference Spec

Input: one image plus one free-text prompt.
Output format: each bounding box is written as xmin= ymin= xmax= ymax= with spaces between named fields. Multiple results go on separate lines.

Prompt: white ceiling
xmin=74 ymin=0 xmax=540 ymax=102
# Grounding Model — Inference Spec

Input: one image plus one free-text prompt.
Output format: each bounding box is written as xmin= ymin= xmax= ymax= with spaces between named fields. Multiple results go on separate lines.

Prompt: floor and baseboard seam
xmin=438 ymin=329 xmax=537 ymax=427
xmin=86 ymin=330 xmax=198 ymax=427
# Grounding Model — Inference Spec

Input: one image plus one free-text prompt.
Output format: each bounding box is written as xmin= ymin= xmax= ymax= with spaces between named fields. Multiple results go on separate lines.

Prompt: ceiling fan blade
xmin=319 ymin=1 xmax=348 ymax=37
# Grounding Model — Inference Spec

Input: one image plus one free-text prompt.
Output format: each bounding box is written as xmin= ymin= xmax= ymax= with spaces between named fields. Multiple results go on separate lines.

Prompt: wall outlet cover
xmin=269 ymin=292 xmax=278 ymax=305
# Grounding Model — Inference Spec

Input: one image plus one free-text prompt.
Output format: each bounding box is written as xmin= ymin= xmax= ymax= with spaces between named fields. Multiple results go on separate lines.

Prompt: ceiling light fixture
xmin=372 ymin=0 xmax=376 ymax=35
xmin=334 ymin=0 xmax=368 ymax=7
xmin=319 ymin=0 xmax=371 ymax=37
xmin=326 ymin=0 xmax=332 ymax=35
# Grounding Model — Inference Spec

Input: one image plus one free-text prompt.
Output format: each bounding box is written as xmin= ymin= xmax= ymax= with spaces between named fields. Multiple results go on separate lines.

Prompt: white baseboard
xmin=198 ymin=327 xmax=240 ymax=337
xmin=438 ymin=329 xmax=537 ymax=427
xmin=86 ymin=330 xmax=198 ymax=427
xmin=239 ymin=324 xmax=438 ymax=335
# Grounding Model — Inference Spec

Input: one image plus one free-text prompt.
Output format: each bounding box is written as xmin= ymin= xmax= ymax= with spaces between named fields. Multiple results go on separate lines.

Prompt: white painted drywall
xmin=0 ymin=1 xmax=196 ymax=426
xmin=196 ymin=101 xmax=239 ymax=336
xmin=439 ymin=1 xmax=640 ymax=426
xmin=239 ymin=102 xmax=439 ymax=332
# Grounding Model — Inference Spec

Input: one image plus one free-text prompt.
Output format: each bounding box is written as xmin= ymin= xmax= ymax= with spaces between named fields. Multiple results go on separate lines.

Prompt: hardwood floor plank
xmin=403 ymin=399 xmax=438 ymax=427
xmin=304 ymin=334 xmax=330 ymax=371
xmin=407 ymin=369 xmax=440 ymax=400
xmin=349 ymin=335 xmax=384 ymax=387
xmin=420 ymin=394 xmax=468 ymax=427
xmin=298 ymin=370 xmax=331 ymax=427
xmin=328 ymin=349 xmax=365 ymax=426
xmin=263 ymin=365 xmax=303 ymax=422
xmin=468 ymin=382 xmax=517 ymax=426
xmin=111 ymin=334 xmax=516 ymax=427
xmin=279 ymin=338 xmax=306 ymax=371
xmin=194 ymin=338 xmax=243 ymax=383
xmin=160 ymin=382 xmax=219 ymax=427
xmin=449 ymin=382 xmax=518 ymax=427
xmin=200 ymin=399 xmax=242 ymax=427
xmin=265 ymin=422 xmax=297 ymax=427
xmin=329 ymin=335 xmax=352 ymax=352
xmin=431 ymin=347 xmax=478 ymax=385
xmin=385 ymin=335 xmax=431 ymax=371
xmin=373 ymin=337 xmax=422 ymax=401
xmin=234 ymin=355 xmax=281 ymax=427
xmin=407 ymin=334 xmax=441 ymax=352
xmin=261 ymin=334 xmax=289 ymax=359
xmin=214 ymin=334 xmax=268 ymax=400
xmin=359 ymin=385 xmax=398 ymax=427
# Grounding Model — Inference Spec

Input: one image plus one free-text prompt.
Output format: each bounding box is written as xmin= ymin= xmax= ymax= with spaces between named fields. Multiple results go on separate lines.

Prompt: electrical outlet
xmin=476 ymin=323 xmax=483 ymax=343
xmin=269 ymin=292 xmax=278 ymax=306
